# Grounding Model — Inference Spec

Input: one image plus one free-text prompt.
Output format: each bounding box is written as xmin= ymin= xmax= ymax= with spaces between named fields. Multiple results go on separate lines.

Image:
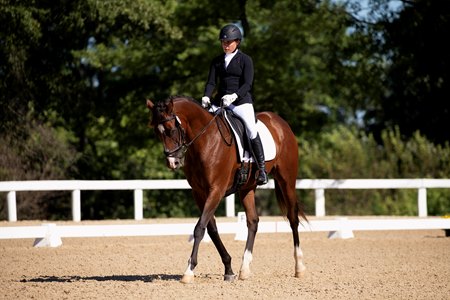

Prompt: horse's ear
xmin=146 ymin=99 xmax=154 ymax=110
xmin=165 ymin=98 xmax=174 ymax=113
xmin=147 ymin=99 xmax=156 ymax=127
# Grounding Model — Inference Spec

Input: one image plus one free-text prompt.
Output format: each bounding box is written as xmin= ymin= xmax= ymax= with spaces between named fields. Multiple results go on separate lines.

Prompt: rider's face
xmin=221 ymin=39 xmax=239 ymax=54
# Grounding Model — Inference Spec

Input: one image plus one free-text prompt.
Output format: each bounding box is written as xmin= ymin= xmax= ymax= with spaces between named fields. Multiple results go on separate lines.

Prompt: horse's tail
xmin=274 ymin=181 xmax=308 ymax=224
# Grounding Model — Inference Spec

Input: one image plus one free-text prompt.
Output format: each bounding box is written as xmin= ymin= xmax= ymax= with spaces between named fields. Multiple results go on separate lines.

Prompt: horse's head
xmin=147 ymin=97 xmax=186 ymax=170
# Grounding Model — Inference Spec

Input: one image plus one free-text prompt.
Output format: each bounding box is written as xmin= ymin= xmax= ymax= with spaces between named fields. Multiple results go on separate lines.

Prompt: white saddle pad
xmin=223 ymin=113 xmax=276 ymax=162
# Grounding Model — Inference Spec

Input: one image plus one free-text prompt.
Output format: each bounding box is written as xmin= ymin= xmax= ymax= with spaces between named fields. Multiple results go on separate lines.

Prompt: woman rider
xmin=201 ymin=24 xmax=268 ymax=185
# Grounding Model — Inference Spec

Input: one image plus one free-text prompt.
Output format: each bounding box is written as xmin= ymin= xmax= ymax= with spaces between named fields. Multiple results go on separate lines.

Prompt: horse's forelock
xmin=152 ymin=96 xmax=203 ymax=124
xmin=156 ymin=101 xmax=167 ymax=113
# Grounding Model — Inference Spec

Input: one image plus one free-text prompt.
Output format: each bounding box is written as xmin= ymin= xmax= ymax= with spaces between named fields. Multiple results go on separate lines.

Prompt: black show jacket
xmin=204 ymin=50 xmax=254 ymax=106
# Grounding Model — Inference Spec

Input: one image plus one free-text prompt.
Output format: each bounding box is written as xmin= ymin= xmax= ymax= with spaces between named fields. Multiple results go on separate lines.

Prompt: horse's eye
xmin=166 ymin=127 xmax=177 ymax=136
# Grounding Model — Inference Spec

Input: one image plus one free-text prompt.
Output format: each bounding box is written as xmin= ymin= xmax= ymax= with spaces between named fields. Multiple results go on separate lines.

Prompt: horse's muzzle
xmin=166 ymin=156 xmax=184 ymax=169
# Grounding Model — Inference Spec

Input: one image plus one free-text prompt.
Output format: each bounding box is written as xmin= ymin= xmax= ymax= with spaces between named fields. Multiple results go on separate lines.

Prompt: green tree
xmin=0 ymin=0 xmax=185 ymax=218
xmin=1 ymin=0 xmax=449 ymax=219
xmin=298 ymin=126 xmax=450 ymax=216
xmin=370 ymin=0 xmax=450 ymax=145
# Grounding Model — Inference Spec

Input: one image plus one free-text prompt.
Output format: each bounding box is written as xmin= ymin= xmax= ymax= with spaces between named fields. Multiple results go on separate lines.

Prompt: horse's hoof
xmin=224 ymin=274 xmax=236 ymax=282
xmin=238 ymin=270 xmax=251 ymax=280
xmin=180 ymin=274 xmax=194 ymax=284
xmin=295 ymin=270 xmax=306 ymax=278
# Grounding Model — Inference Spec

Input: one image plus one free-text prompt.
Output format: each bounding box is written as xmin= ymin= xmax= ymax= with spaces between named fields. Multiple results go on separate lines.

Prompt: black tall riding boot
xmin=251 ymin=134 xmax=268 ymax=185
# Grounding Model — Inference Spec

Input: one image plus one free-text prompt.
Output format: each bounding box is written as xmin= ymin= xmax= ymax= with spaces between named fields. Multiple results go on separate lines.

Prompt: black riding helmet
xmin=219 ymin=24 xmax=242 ymax=41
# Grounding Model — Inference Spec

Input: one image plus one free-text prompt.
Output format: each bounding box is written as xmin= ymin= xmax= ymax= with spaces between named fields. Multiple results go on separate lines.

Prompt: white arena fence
xmin=1 ymin=179 xmax=450 ymax=222
xmin=1 ymin=179 xmax=450 ymax=246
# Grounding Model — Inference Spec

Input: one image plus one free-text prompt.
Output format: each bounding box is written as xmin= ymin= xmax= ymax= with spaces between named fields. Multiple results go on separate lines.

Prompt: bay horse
xmin=146 ymin=95 xmax=307 ymax=283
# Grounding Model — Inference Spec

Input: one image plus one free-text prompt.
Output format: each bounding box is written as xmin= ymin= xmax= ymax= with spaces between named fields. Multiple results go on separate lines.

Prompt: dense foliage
xmin=1 ymin=0 xmax=449 ymax=220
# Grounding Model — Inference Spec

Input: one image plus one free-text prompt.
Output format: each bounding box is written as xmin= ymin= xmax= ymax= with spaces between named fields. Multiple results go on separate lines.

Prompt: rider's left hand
xmin=222 ymin=93 xmax=238 ymax=107
xmin=201 ymin=96 xmax=211 ymax=108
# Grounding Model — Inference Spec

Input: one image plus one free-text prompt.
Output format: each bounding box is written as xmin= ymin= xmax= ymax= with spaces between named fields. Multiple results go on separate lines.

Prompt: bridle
xmin=157 ymin=111 xmax=220 ymax=159
xmin=157 ymin=114 xmax=186 ymax=158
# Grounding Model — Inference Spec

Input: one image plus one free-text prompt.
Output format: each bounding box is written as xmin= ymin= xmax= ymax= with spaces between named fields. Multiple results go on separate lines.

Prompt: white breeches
xmin=209 ymin=103 xmax=258 ymax=139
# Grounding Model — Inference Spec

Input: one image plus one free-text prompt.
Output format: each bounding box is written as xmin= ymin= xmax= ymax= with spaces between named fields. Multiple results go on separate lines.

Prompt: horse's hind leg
xmin=238 ymin=188 xmax=259 ymax=280
xmin=207 ymin=217 xmax=235 ymax=281
xmin=274 ymin=180 xmax=306 ymax=278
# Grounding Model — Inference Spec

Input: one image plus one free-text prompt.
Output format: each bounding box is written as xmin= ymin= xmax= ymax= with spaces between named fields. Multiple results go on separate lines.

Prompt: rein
xmin=184 ymin=111 xmax=219 ymax=148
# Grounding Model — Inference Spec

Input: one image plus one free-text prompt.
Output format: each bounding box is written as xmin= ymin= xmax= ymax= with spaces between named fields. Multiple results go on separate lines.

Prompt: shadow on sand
xmin=20 ymin=274 xmax=182 ymax=283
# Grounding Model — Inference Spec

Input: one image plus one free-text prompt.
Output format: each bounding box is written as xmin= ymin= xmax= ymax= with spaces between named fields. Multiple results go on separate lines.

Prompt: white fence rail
xmin=1 ymin=179 xmax=450 ymax=222
xmin=1 ymin=216 xmax=450 ymax=247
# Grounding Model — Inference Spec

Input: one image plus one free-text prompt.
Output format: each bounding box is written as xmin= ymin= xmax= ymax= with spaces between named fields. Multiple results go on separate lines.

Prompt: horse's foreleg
xmin=181 ymin=192 xmax=223 ymax=284
xmin=238 ymin=189 xmax=259 ymax=280
xmin=207 ymin=217 xmax=235 ymax=281
xmin=181 ymin=218 xmax=205 ymax=284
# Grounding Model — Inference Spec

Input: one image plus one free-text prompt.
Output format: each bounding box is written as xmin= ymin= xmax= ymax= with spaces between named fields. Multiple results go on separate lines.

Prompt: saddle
xmin=214 ymin=108 xmax=276 ymax=196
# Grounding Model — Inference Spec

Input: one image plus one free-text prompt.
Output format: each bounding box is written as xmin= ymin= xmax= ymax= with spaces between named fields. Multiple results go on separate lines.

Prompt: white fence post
xmin=134 ymin=189 xmax=143 ymax=220
xmin=235 ymin=211 xmax=247 ymax=240
xmin=315 ymin=189 xmax=325 ymax=217
xmin=72 ymin=189 xmax=81 ymax=222
xmin=418 ymin=188 xmax=427 ymax=217
xmin=226 ymin=194 xmax=235 ymax=217
xmin=33 ymin=223 xmax=62 ymax=248
xmin=7 ymin=191 xmax=17 ymax=222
